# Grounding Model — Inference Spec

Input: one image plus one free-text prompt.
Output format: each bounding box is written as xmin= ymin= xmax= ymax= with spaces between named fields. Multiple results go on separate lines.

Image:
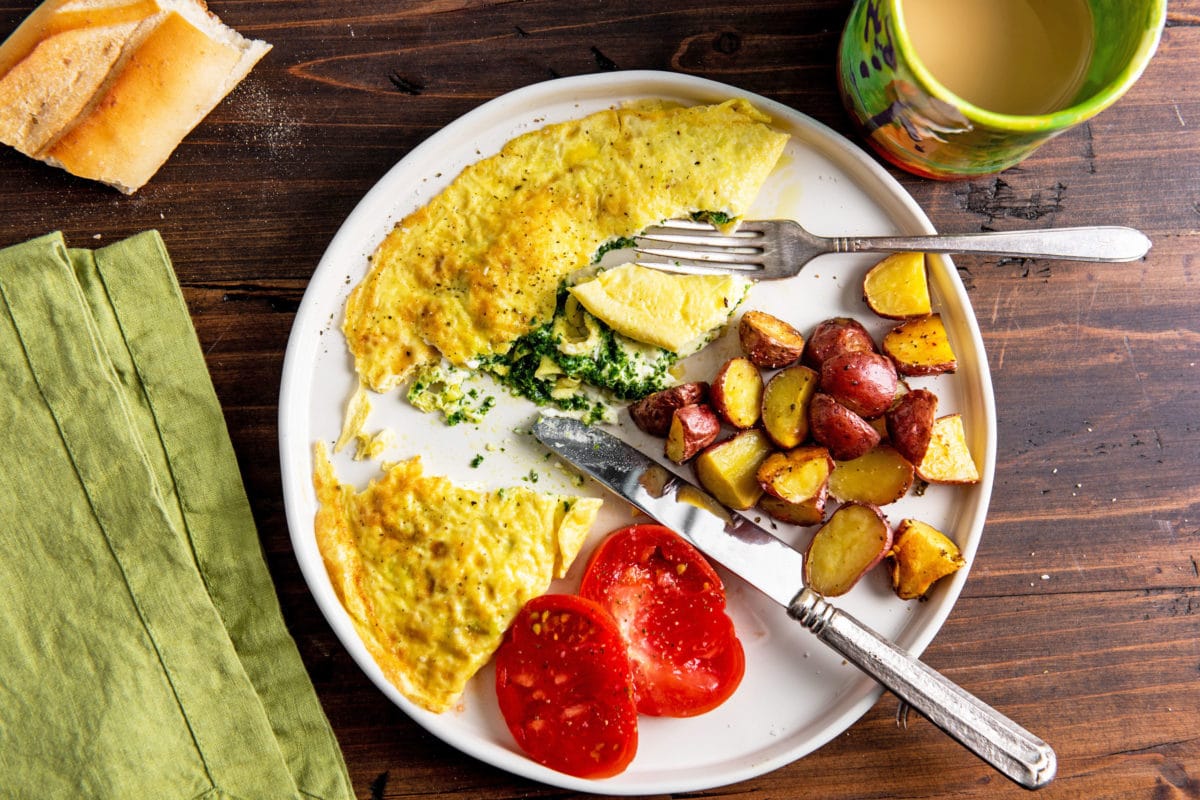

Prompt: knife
xmin=533 ymin=415 xmax=1056 ymax=790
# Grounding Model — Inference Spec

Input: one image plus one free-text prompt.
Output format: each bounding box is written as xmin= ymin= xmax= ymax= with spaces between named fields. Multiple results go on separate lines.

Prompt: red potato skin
xmin=665 ymin=404 xmax=721 ymax=464
xmin=738 ymin=310 xmax=806 ymax=368
xmin=819 ymin=351 xmax=899 ymax=419
xmin=808 ymin=393 xmax=881 ymax=461
xmin=802 ymin=317 xmax=877 ymax=372
xmin=758 ymin=491 xmax=827 ymax=527
xmin=628 ymin=382 xmax=710 ymax=437
xmin=885 ymin=388 xmax=938 ymax=465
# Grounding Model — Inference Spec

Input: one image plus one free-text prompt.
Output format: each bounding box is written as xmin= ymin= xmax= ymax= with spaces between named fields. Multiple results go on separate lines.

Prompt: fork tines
xmin=633 ymin=218 xmax=766 ymax=274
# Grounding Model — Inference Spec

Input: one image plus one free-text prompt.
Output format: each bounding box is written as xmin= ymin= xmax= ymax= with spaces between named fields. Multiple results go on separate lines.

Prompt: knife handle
xmin=788 ymin=588 xmax=1056 ymax=790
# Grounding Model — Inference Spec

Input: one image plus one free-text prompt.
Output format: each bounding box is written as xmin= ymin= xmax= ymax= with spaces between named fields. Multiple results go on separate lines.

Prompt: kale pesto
xmin=407 ymin=364 xmax=496 ymax=426
xmin=690 ymin=210 xmax=733 ymax=225
xmin=593 ymin=236 xmax=637 ymax=262
xmin=480 ymin=288 xmax=676 ymax=422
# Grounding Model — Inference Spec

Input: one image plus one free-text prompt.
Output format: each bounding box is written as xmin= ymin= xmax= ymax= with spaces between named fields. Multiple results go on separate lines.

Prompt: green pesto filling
xmin=592 ymin=235 xmax=638 ymax=262
xmin=480 ymin=288 xmax=676 ymax=424
xmin=690 ymin=210 xmax=733 ymax=225
xmin=407 ymin=364 xmax=497 ymax=426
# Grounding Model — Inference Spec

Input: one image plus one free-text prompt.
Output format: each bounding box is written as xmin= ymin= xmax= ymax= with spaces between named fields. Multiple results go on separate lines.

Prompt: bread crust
xmin=0 ymin=0 xmax=270 ymax=193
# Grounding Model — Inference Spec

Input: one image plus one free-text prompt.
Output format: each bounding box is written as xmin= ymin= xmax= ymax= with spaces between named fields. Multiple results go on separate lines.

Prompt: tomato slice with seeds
xmin=494 ymin=593 xmax=638 ymax=778
xmin=580 ymin=524 xmax=745 ymax=717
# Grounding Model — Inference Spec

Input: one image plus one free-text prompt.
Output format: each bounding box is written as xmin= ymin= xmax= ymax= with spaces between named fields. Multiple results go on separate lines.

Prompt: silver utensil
xmin=633 ymin=217 xmax=1151 ymax=278
xmin=532 ymin=415 xmax=1056 ymax=790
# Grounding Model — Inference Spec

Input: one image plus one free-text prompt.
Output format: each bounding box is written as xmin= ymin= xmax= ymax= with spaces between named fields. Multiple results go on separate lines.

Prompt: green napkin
xmin=0 ymin=231 xmax=353 ymax=800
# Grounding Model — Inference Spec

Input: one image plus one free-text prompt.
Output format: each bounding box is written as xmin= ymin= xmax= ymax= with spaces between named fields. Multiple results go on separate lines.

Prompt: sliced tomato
xmin=579 ymin=524 xmax=745 ymax=717
xmin=494 ymin=594 xmax=638 ymax=778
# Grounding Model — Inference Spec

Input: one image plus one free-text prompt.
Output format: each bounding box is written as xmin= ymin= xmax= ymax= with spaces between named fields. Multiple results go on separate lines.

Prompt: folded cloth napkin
xmin=0 ymin=232 xmax=353 ymax=800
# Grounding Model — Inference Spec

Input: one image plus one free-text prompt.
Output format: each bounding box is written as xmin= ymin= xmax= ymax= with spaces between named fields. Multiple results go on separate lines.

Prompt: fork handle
xmin=835 ymin=226 xmax=1150 ymax=263
xmin=789 ymin=588 xmax=1057 ymax=790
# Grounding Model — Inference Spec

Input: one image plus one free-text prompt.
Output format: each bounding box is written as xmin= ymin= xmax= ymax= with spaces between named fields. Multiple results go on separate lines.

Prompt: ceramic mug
xmin=837 ymin=0 xmax=1167 ymax=180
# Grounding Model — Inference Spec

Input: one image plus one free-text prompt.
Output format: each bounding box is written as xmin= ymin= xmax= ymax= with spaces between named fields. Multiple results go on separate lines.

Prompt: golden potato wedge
xmin=757 ymin=446 xmax=833 ymax=505
xmin=863 ymin=252 xmax=932 ymax=319
xmin=882 ymin=314 xmax=957 ymax=376
xmin=915 ymin=414 xmax=980 ymax=484
xmin=808 ymin=393 xmax=880 ymax=461
xmin=804 ymin=502 xmax=892 ymax=597
xmin=888 ymin=518 xmax=965 ymax=600
xmin=665 ymin=403 xmax=720 ymax=464
xmin=759 ymin=492 xmax=826 ymax=527
xmin=628 ymin=381 xmax=710 ymax=436
xmin=828 ymin=444 xmax=915 ymax=505
xmin=801 ymin=316 xmax=876 ymax=371
xmin=820 ymin=350 xmax=899 ymax=419
xmin=761 ymin=364 xmax=819 ymax=449
xmin=694 ymin=429 xmax=774 ymax=510
xmin=739 ymin=310 xmax=805 ymax=368
xmin=711 ymin=356 xmax=764 ymax=429
xmin=885 ymin=387 xmax=938 ymax=465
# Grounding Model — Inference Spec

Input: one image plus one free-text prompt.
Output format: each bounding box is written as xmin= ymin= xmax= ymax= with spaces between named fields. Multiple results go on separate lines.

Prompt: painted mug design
xmin=838 ymin=0 xmax=1166 ymax=180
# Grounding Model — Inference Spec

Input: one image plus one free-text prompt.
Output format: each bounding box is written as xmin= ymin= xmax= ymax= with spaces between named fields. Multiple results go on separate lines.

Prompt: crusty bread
xmin=0 ymin=0 xmax=270 ymax=193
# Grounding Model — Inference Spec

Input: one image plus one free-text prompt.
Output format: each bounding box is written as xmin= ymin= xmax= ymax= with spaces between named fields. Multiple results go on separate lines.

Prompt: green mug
xmin=837 ymin=0 xmax=1167 ymax=180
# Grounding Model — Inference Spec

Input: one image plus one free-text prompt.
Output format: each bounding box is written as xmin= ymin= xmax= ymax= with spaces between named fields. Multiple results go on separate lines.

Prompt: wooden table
xmin=2 ymin=1 xmax=1197 ymax=798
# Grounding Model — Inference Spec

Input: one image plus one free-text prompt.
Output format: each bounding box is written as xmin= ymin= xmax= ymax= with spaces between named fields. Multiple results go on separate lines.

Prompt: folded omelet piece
xmin=312 ymin=443 xmax=601 ymax=712
xmin=569 ymin=263 xmax=750 ymax=354
xmin=344 ymin=99 xmax=789 ymax=392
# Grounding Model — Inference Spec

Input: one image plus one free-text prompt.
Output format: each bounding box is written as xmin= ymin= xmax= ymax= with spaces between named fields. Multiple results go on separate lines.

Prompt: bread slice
xmin=0 ymin=0 xmax=270 ymax=193
xmin=0 ymin=20 xmax=145 ymax=155
xmin=0 ymin=0 xmax=161 ymax=77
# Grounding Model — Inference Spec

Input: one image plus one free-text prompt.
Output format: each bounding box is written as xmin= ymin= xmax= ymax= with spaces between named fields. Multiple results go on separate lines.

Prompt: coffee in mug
xmin=838 ymin=0 xmax=1165 ymax=179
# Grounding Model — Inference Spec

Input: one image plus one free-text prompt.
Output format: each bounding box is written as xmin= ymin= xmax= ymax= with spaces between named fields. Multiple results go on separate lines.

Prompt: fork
xmin=633 ymin=218 xmax=1152 ymax=278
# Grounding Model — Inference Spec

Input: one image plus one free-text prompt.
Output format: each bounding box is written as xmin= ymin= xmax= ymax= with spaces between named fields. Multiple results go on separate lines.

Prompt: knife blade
xmin=533 ymin=415 xmax=1056 ymax=790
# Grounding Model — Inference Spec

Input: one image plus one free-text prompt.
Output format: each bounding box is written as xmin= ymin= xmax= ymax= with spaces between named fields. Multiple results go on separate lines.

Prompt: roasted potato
xmin=761 ymin=364 xmax=819 ymax=449
xmin=628 ymin=381 xmax=710 ymax=436
xmin=885 ymin=387 xmax=938 ymax=465
xmin=711 ymin=357 xmax=764 ymax=429
xmin=694 ymin=429 xmax=774 ymax=510
xmin=915 ymin=414 xmax=980 ymax=484
xmin=888 ymin=518 xmax=965 ymax=600
xmin=805 ymin=502 xmax=892 ymax=597
xmin=759 ymin=492 xmax=826 ymax=527
xmin=863 ymin=252 xmax=932 ymax=319
xmin=808 ymin=393 xmax=881 ymax=461
xmin=882 ymin=314 xmax=957 ymax=376
xmin=665 ymin=404 xmax=720 ymax=464
xmin=801 ymin=316 xmax=877 ymax=371
xmin=868 ymin=414 xmax=889 ymax=440
xmin=828 ymin=444 xmax=915 ymax=505
xmin=739 ymin=310 xmax=805 ymax=368
xmin=757 ymin=446 xmax=834 ymax=505
xmin=819 ymin=351 xmax=899 ymax=419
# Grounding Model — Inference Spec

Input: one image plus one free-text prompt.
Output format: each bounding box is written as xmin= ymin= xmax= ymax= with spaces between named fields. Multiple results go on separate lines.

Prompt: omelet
xmin=344 ymin=99 xmax=789 ymax=392
xmin=312 ymin=443 xmax=602 ymax=712
xmin=569 ymin=263 xmax=750 ymax=354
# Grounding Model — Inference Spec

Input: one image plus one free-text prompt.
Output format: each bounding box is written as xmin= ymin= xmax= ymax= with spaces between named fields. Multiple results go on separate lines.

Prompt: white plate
xmin=279 ymin=70 xmax=996 ymax=794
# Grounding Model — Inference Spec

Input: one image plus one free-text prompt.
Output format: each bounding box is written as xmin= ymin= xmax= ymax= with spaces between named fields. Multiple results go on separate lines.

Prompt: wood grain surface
xmin=1 ymin=1 xmax=1197 ymax=798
